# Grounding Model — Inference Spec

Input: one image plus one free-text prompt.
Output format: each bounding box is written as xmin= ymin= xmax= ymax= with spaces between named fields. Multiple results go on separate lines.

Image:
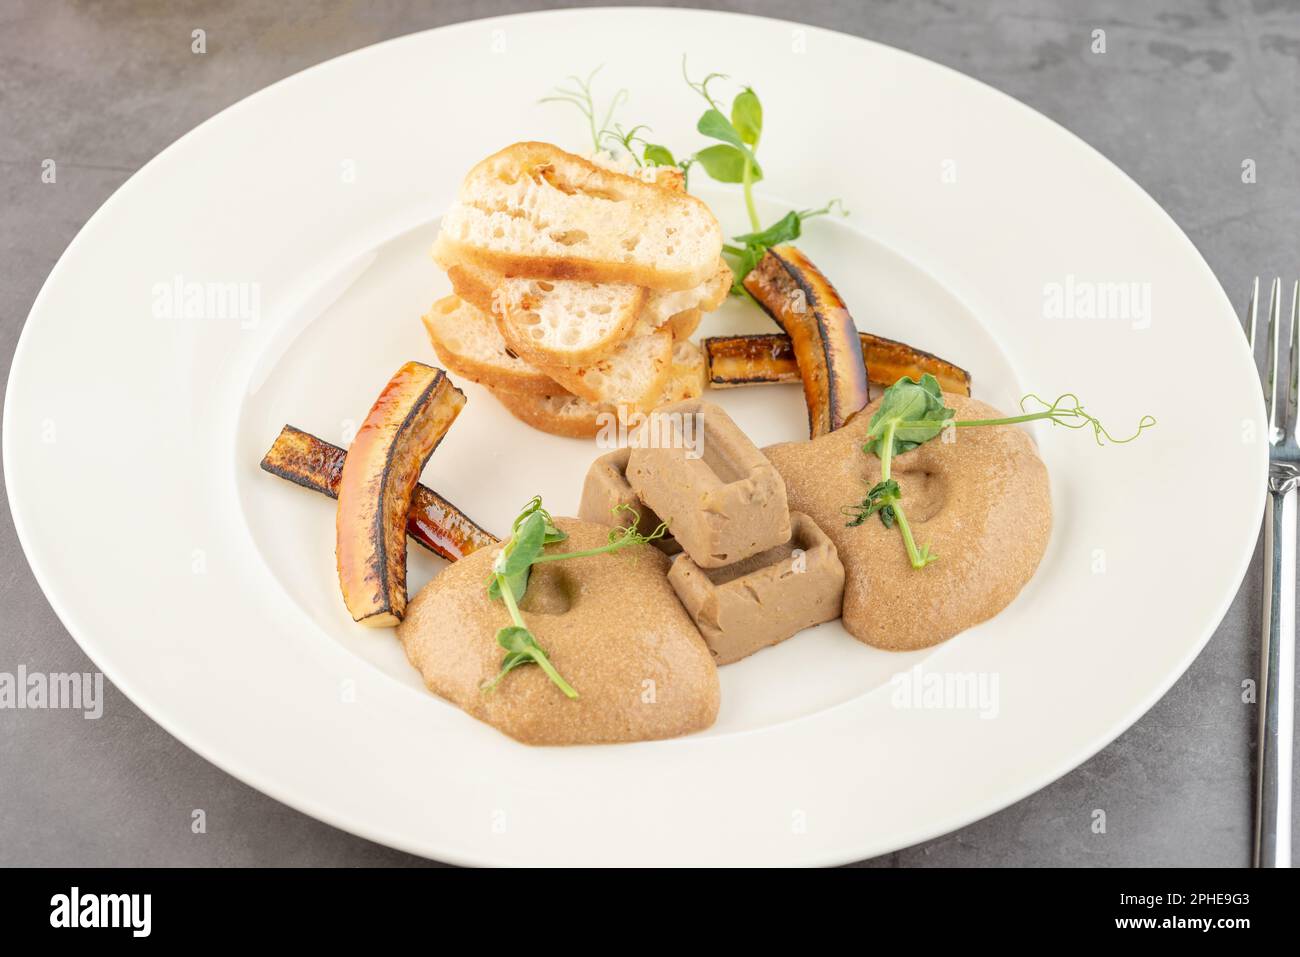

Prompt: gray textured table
xmin=2 ymin=0 xmax=1297 ymax=867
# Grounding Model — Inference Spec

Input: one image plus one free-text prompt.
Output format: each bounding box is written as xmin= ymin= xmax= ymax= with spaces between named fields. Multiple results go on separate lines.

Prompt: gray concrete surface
xmin=2 ymin=0 xmax=1297 ymax=867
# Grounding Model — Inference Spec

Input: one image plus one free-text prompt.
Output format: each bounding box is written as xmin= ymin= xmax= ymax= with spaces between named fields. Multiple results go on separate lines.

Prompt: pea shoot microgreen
xmin=680 ymin=58 xmax=846 ymax=291
xmin=682 ymin=61 xmax=764 ymax=226
xmin=539 ymin=66 xmax=629 ymax=154
xmin=843 ymin=375 xmax=947 ymax=568
xmin=722 ymin=200 xmax=846 ymax=293
xmin=541 ymin=66 xmax=681 ymax=177
xmin=846 ymin=375 xmax=1155 ymax=570
xmin=599 ymin=124 xmax=653 ymax=167
xmin=541 ymin=62 xmax=845 ymax=293
xmin=482 ymin=498 xmax=668 ymax=698
xmin=951 ymin=392 xmax=1158 ymax=443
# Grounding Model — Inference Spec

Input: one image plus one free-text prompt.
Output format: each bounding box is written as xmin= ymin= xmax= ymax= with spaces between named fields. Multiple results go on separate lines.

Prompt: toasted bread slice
xmin=490 ymin=338 xmax=706 ymax=438
xmin=588 ymin=151 xmax=686 ymax=194
xmin=491 ymin=389 xmax=607 ymax=439
xmin=533 ymin=326 xmax=673 ymax=412
xmin=640 ymin=257 xmax=732 ymax=331
xmin=642 ymin=165 xmax=686 ymax=192
xmin=435 ymin=142 xmax=722 ymax=291
xmin=421 ymin=296 xmax=558 ymax=396
xmin=666 ymin=308 xmax=703 ymax=340
xmin=663 ymin=339 xmax=706 ymax=403
xmin=441 ymin=258 xmax=498 ymax=315
xmin=496 ymin=257 xmax=725 ymax=356
xmin=437 ymin=243 xmax=647 ymax=367
xmin=494 ymin=276 xmax=646 ymax=368
xmin=438 ymin=150 xmax=687 ymax=317
xmin=437 ymin=246 xmax=727 ymax=362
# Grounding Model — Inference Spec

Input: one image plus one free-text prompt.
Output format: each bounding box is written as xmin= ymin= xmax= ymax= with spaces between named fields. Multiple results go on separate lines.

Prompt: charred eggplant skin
xmin=742 ymin=245 xmax=870 ymax=437
xmin=702 ymin=334 xmax=794 ymax=387
xmin=703 ymin=333 xmax=972 ymax=397
xmin=260 ymin=425 xmax=497 ymax=561
xmin=335 ymin=363 xmax=466 ymax=626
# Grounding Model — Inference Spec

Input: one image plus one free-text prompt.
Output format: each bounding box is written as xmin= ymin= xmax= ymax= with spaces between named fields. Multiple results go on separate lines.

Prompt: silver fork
xmin=1245 ymin=277 xmax=1298 ymax=867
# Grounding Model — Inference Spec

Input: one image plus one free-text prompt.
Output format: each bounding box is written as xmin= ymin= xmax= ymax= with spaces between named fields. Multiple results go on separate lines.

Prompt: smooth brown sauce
xmin=764 ymin=393 xmax=1052 ymax=651
xmin=396 ymin=518 xmax=719 ymax=745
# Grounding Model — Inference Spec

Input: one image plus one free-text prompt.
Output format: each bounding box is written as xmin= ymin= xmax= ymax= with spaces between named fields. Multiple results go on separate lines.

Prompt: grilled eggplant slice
xmin=703 ymin=332 xmax=971 ymax=396
xmin=260 ymin=425 xmax=496 ymax=561
xmin=335 ymin=363 xmax=466 ymax=626
xmin=742 ymin=245 xmax=870 ymax=436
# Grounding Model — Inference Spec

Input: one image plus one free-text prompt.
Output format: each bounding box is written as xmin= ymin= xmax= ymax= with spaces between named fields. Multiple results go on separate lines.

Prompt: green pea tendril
xmin=847 ymin=374 xmax=1155 ymax=570
xmin=482 ymin=498 xmax=667 ymax=698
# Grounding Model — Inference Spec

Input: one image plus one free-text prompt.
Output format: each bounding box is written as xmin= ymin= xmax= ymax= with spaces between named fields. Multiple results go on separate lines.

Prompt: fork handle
xmin=1255 ymin=481 xmax=1296 ymax=867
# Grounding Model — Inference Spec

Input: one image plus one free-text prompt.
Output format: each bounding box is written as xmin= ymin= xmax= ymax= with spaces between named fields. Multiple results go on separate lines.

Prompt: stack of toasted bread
xmin=423 ymin=142 xmax=729 ymax=437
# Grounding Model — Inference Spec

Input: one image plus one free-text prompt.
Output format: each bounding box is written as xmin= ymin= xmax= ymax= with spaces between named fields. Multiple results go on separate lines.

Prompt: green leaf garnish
xmin=844 ymin=479 xmax=900 ymax=529
xmin=862 ymin=373 xmax=954 ymax=458
xmin=543 ymin=67 xmax=694 ymax=177
xmin=732 ymin=209 xmax=802 ymax=248
xmin=643 ymin=143 xmax=677 ymax=168
xmin=545 ymin=61 xmax=841 ymax=294
xmin=482 ymin=625 xmax=578 ymax=699
xmin=683 ymin=59 xmax=764 ymax=231
xmin=486 ymin=496 xmax=566 ymax=602
xmin=721 ymin=243 xmax=764 ymax=290
xmin=486 ymin=509 xmax=544 ymax=601
xmin=849 ymin=376 xmax=1154 ymax=571
xmin=681 ymin=58 xmax=844 ymax=292
xmin=853 ymin=376 xmax=947 ymax=570
xmin=733 ymin=200 xmax=843 ymax=249
xmin=693 ymin=143 xmax=755 ymax=184
xmin=843 ymin=423 xmax=938 ymax=570
xmin=725 ymin=200 xmax=846 ymax=292
xmin=696 ymin=108 xmax=761 ymax=170
xmin=697 ymin=108 xmax=743 ymax=148
xmin=482 ymin=498 xmax=669 ymax=698
xmin=731 ymin=87 xmax=762 ymax=146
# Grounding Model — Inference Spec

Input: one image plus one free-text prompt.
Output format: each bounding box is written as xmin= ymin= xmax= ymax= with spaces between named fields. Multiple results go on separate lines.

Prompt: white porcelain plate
xmin=3 ymin=9 xmax=1265 ymax=865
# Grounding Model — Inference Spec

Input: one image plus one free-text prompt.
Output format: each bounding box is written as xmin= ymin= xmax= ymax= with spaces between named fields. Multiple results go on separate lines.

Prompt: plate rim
xmin=3 ymin=6 xmax=1266 ymax=866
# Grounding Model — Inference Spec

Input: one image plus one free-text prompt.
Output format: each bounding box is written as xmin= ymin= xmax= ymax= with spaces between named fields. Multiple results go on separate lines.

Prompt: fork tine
xmin=1265 ymin=277 xmax=1282 ymax=444
xmin=1290 ymin=280 xmax=1300 ymax=445
xmin=1245 ymin=275 xmax=1259 ymax=351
